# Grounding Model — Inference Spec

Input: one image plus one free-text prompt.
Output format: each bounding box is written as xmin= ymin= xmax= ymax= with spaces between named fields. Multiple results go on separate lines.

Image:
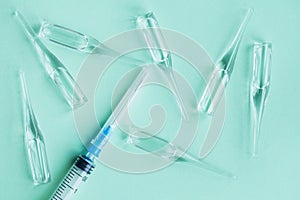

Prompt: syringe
xmin=50 ymin=68 xmax=148 ymax=200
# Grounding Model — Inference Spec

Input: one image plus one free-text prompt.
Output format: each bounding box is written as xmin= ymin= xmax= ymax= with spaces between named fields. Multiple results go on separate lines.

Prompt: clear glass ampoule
xmin=128 ymin=131 xmax=236 ymax=179
xmin=136 ymin=12 xmax=189 ymax=120
xmin=14 ymin=11 xmax=87 ymax=109
xmin=198 ymin=9 xmax=253 ymax=115
xmin=250 ymin=42 xmax=272 ymax=157
xmin=39 ymin=23 xmax=99 ymax=53
xmin=39 ymin=23 xmax=143 ymax=65
xmin=20 ymin=72 xmax=51 ymax=185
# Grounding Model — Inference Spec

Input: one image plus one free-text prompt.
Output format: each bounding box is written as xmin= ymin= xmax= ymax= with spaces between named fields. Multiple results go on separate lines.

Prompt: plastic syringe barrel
xmin=50 ymin=126 xmax=111 ymax=199
xmin=50 ymin=155 xmax=95 ymax=200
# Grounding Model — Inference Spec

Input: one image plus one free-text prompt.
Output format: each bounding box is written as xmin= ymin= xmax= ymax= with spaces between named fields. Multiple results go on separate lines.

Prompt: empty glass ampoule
xmin=20 ymin=72 xmax=51 ymax=185
xmin=39 ymin=23 xmax=143 ymax=65
xmin=136 ymin=12 xmax=189 ymax=120
xmin=14 ymin=11 xmax=87 ymax=109
xmin=198 ymin=9 xmax=253 ymax=115
xmin=250 ymin=42 xmax=272 ymax=157
xmin=127 ymin=131 xmax=236 ymax=179
xmin=39 ymin=23 xmax=100 ymax=53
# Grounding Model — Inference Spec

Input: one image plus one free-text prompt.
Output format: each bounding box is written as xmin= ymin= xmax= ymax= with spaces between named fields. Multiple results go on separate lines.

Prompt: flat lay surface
xmin=0 ymin=0 xmax=300 ymax=199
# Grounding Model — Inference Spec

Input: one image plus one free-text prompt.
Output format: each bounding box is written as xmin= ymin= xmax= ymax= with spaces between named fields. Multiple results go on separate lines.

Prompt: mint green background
xmin=1 ymin=0 xmax=300 ymax=199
